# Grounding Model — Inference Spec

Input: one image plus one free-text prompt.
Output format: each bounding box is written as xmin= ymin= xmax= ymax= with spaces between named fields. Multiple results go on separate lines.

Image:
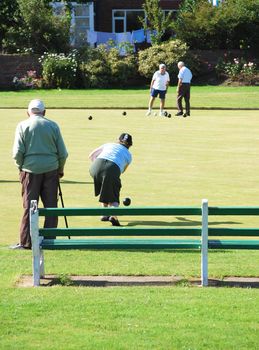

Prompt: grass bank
xmin=0 ymin=86 xmax=258 ymax=109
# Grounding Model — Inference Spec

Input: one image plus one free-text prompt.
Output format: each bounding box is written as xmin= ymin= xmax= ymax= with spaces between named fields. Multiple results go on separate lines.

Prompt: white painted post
xmin=201 ymin=199 xmax=209 ymax=287
xmin=30 ymin=200 xmax=41 ymax=286
xmin=40 ymin=248 xmax=45 ymax=278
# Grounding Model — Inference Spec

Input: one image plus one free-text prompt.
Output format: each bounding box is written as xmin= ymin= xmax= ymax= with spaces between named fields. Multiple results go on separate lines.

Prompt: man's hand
xmin=59 ymin=172 xmax=64 ymax=178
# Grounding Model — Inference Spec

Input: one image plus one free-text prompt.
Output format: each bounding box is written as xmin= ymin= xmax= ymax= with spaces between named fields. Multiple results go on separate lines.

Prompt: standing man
xmin=11 ymin=99 xmax=68 ymax=249
xmin=146 ymin=63 xmax=170 ymax=117
xmin=175 ymin=61 xmax=192 ymax=117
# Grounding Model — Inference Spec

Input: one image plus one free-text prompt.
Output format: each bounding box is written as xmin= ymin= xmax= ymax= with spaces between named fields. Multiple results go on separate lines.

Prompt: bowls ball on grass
xmin=122 ymin=111 xmax=127 ymax=116
xmin=123 ymin=197 xmax=131 ymax=206
xmin=88 ymin=116 xmax=93 ymax=120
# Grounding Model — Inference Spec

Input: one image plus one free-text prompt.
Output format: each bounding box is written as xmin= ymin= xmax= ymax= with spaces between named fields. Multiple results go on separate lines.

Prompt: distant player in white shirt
xmin=175 ymin=61 xmax=192 ymax=117
xmin=146 ymin=63 xmax=170 ymax=117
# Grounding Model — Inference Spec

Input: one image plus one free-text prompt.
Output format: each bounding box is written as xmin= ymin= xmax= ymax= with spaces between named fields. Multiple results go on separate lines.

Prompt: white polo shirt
xmin=152 ymin=71 xmax=170 ymax=91
xmin=97 ymin=143 xmax=132 ymax=173
xmin=178 ymin=66 xmax=192 ymax=83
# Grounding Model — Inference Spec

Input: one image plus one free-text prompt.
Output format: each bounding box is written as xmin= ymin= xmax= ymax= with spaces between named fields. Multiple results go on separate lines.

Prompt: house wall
xmin=94 ymin=0 xmax=181 ymax=32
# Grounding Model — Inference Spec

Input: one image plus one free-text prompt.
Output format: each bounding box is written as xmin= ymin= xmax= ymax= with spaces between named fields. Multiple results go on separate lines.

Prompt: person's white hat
xmin=28 ymin=99 xmax=45 ymax=114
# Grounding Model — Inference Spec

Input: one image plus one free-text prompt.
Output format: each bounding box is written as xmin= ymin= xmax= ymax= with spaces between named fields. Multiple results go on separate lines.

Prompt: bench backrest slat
xmin=39 ymin=207 xmax=201 ymax=217
xmin=39 ymin=227 xmax=202 ymax=237
xmin=209 ymin=207 xmax=259 ymax=215
xmin=209 ymin=240 xmax=259 ymax=249
xmin=208 ymin=228 xmax=259 ymax=236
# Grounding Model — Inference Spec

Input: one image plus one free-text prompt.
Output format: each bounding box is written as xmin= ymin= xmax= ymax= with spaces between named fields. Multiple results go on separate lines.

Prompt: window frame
xmin=112 ymin=9 xmax=146 ymax=33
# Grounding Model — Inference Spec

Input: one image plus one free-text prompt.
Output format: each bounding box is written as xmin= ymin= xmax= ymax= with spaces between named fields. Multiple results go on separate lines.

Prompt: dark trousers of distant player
xmin=177 ymin=83 xmax=191 ymax=114
xmin=19 ymin=169 xmax=59 ymax=248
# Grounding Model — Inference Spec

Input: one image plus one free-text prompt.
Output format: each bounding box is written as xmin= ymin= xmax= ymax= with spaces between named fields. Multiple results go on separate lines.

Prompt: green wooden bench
xmin=29 ymin=199 xmax=259 ymax=287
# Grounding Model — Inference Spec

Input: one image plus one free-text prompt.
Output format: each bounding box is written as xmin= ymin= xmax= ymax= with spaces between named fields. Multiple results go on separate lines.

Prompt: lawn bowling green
xmin=3 ymin=108 xmax=259 ymax=230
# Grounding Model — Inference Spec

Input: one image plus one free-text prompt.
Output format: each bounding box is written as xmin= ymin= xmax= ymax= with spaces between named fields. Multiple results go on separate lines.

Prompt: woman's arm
xmin=89 ymin=145 xmax=103 ymax=161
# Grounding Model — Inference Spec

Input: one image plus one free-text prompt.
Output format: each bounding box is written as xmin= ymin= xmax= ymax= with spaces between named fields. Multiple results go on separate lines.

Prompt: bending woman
xmin=89 ymin=133 xmax=133 ymax=226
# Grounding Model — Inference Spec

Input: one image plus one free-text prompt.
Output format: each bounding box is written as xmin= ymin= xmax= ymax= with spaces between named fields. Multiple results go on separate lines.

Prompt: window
xmin=71 ymin=2 xmax=94 ymax=46
xmin=50 ymin=2 xmax=94 ymax=47
xmin=112 ymin=10 xmax=145 ymax=33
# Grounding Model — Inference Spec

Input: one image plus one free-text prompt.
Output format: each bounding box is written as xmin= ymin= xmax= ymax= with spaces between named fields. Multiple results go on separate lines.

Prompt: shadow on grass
xmin=126 ymin=217 xmax=241 ymax=227
xmin=0 ymin=179 xmax=93 ymax=184
xmin=0 ymin=180 xmax=20 ymax=183
xmin=61 ymin=180 xmax=93 ymax=184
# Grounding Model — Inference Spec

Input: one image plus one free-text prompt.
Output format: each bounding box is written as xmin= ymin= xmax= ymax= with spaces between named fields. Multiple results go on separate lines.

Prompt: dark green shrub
xmin=107 ymin=48 xmax=138 ymax=87
xmin=79 ymin=44 xmax=139 ymax=88
xmin=79 ymin=45 xmax=111 ymax=88
xmin=80 ymin=58 xmax=111 ymax=88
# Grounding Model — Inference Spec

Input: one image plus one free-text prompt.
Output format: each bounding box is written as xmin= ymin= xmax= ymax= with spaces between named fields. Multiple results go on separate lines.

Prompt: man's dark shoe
xmin=175 ymin=112 xmax=183 ymax=116
xmin=101 ymin=216 xmax=110 ymax=222
xmin=109 ymin=217 xmax=121 ymax=226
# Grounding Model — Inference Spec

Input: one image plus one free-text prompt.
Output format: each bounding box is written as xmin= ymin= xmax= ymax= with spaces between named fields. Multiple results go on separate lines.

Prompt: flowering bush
xmin=216 ymin=58 xmax=258 ymax=85
xmin=12 ymin=70 xmax=43 ymax=90
xmin=40 ymin=51 xmax=78 ymax=88
xmin=16 ymin=48 xmax=34 ymax=55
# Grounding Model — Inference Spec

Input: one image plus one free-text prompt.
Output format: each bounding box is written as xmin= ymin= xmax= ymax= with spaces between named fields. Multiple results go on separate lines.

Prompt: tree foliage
xmin=173 ymin=0 xmax=259 ymax=50
xmin=0 ymin=0 xmax=21 ymax=51
xmin=1 ymin=0 xmax=71 ymax=54
xmin=140 ymin=0 xmax=174 ymax=45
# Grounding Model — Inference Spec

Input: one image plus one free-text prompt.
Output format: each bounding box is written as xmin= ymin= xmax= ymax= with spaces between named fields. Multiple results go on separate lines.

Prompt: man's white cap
xmin=28 ymin=99 xmax=45 ymax=114
xmin=159 ymin=63 xmax=166 ymax=69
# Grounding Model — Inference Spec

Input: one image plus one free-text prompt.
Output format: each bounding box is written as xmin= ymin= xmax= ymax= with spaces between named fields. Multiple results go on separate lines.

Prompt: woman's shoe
xmin=109 ymin=217 xmax=121 ymax=226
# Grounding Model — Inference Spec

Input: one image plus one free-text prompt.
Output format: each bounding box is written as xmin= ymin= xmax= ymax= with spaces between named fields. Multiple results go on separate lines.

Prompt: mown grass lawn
xmin=0 ymin=103 xmax=259 ymax=349
xmin=0 ymin=85 xmax=258 ymax=109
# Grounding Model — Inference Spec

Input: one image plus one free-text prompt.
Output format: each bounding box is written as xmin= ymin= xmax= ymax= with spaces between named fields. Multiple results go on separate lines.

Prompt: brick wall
xmin=0 ymin=54 xmax=41 ymax=89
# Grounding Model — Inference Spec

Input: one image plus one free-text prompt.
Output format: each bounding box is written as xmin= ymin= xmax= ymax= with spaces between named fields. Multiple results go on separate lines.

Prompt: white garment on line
xmin=87 ymin=30 xmax=97 ymax=44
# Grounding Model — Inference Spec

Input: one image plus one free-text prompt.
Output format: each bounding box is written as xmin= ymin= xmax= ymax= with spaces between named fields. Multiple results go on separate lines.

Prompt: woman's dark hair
xmin=119 ymin=133 xmax=133 ymax=147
